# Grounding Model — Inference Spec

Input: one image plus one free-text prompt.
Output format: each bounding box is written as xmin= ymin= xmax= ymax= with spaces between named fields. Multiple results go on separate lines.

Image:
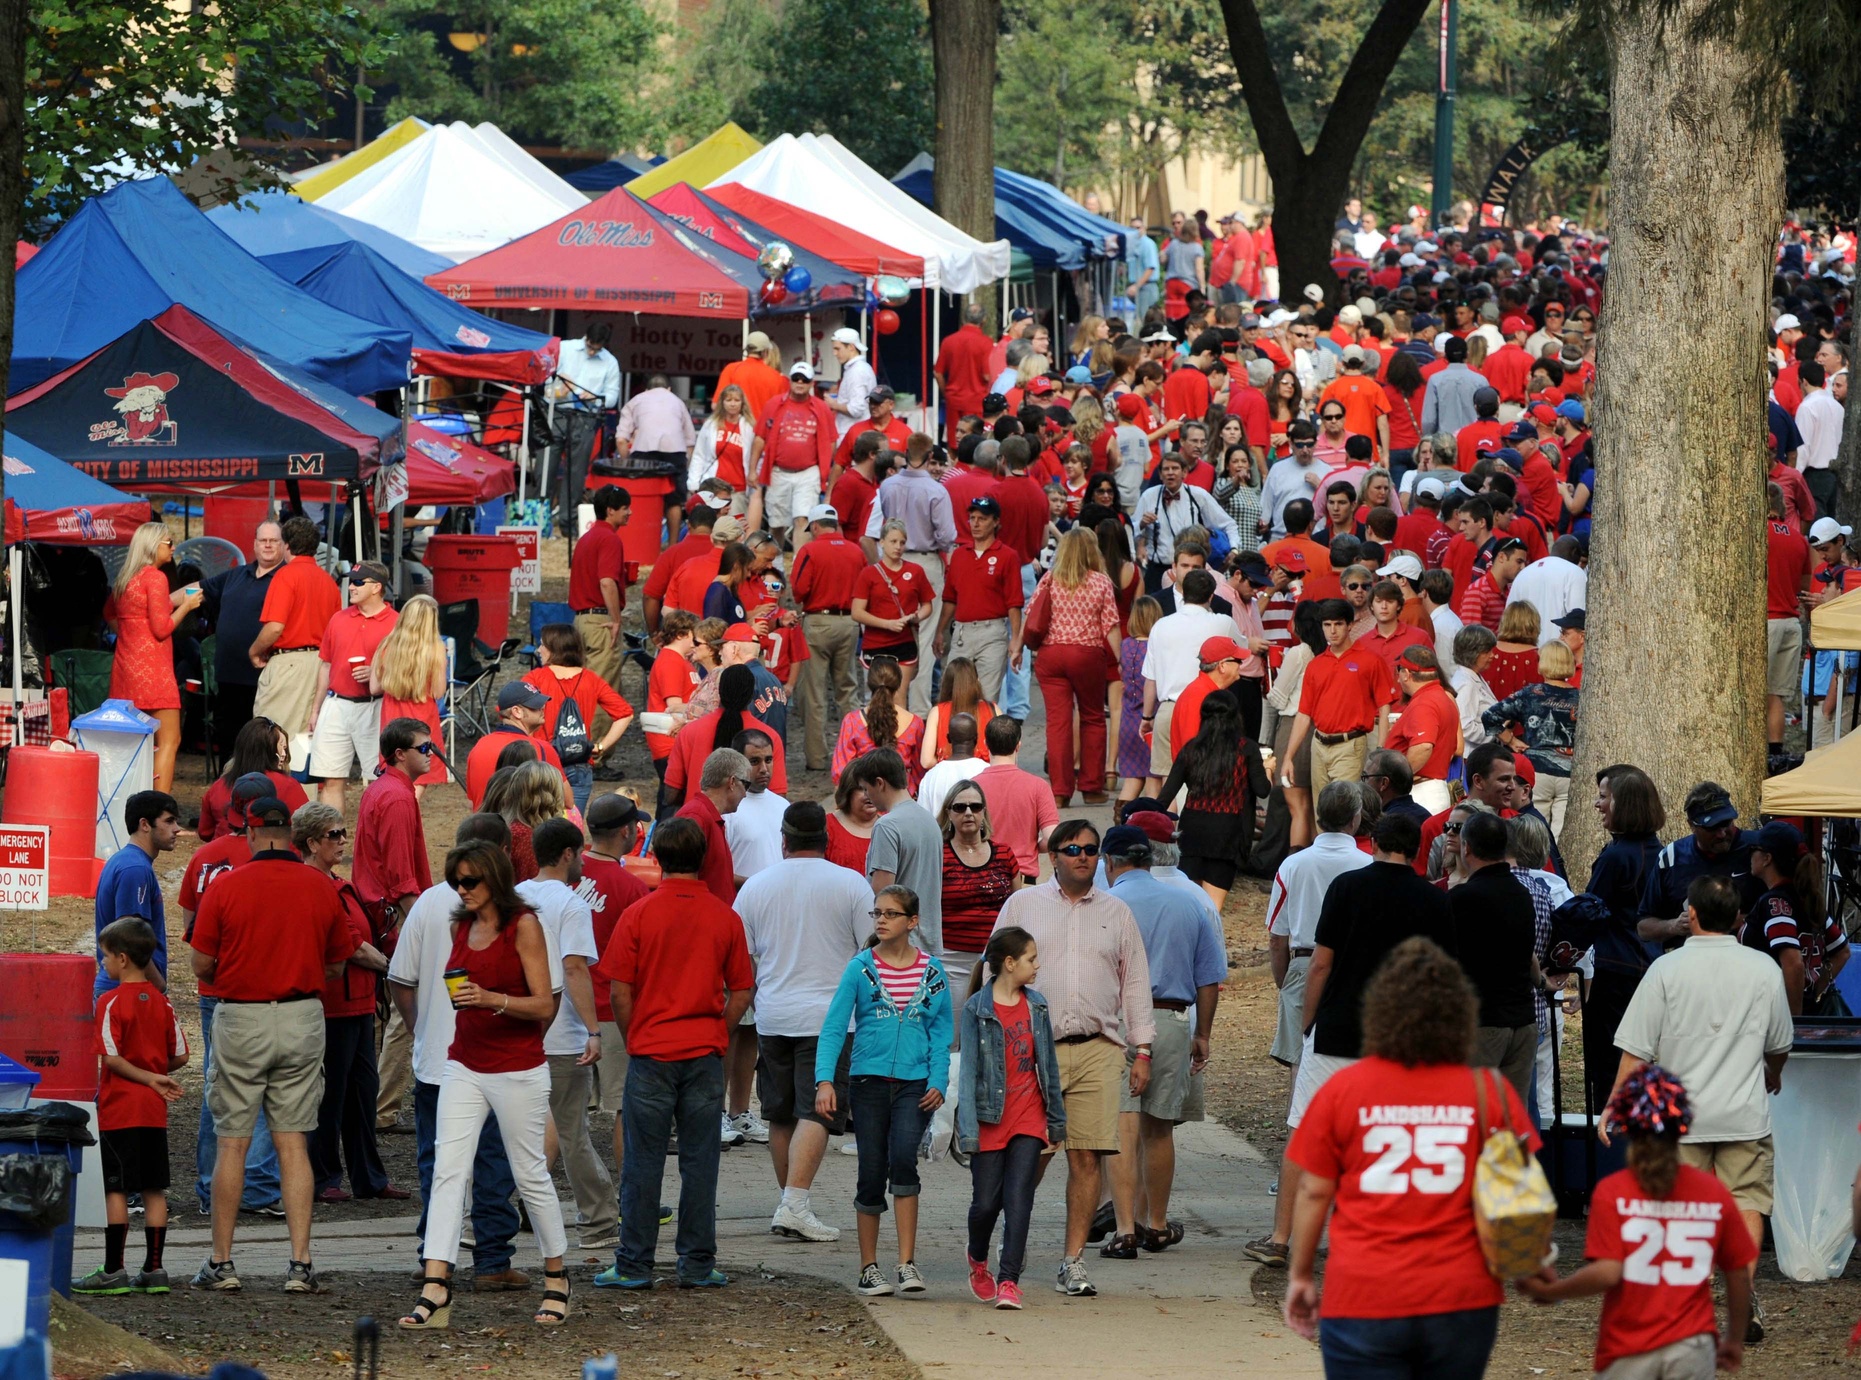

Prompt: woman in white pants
xmin=401 ymin=841 xmax=571 ymax=1331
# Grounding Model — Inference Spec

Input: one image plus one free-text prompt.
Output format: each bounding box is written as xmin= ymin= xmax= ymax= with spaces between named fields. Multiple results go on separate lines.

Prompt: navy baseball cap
xmin=1686 ymin=789 xmax=1739 ymax=830
xmin=968 ymin=495 xmax=1002 ymax=516
xmin=1100 ymin=826 xmax=1153 ymax=859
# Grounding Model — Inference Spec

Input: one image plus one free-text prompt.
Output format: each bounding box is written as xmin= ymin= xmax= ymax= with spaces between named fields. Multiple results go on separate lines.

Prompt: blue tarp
xmin=11 ymin=177 xmax=411 ymax=396
xmin=206 ymin=188 xmax=453 ymax=280
xmin=566 ymin=152 xmax=662 ymax=192
xmin=892 ymin=166 xmax=1085 ymax=270
xmin=994 ymin=168 xmax=1128 ymax=260
xmin=261 ymin=240 xmax=559 ymax=383
xmin=2 ymin=431 xmax=148 ymax=544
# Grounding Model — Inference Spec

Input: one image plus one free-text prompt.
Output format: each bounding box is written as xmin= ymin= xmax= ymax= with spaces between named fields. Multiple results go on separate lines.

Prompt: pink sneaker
xmin=995 ymin=1279 xmax=1023 ymax=1310
xmin=966 ymin=1253 xmax=997 ymax=1302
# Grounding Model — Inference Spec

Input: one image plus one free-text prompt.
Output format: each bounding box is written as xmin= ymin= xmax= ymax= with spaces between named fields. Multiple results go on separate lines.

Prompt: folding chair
xmin=521 ymin=601 xmax=573 ymax=669
xmin=193 ymin=634 xmax=220 ymax=777
xmin=50 ymin=648 xmax=115 ymax=719
xmin=438 ymin=600 xmax=518 ymax=739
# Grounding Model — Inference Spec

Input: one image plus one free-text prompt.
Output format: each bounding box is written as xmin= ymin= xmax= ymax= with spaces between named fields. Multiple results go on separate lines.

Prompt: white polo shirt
xmin=1266 ymin=832 xmax=1373 ymax=950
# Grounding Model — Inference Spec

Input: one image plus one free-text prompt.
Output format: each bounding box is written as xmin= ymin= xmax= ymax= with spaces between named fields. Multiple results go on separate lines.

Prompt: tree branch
xmin=1215 ymin=0 xmax=1310 ymax=179
xmin=1309 ymin=0 xmax=1438 ymax=169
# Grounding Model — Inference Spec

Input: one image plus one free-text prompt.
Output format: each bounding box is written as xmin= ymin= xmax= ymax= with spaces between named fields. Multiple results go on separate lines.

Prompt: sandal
xmin=398 ymin=1275 xmax=453 ymax=1331
xmin=535 ymin=1268 xmax=571 ymax=1326
xmin=1098 ymin=1232 xmax=1139 ymax=1260
xmin=1139 ymin=1221 xmax=1185 ymax=1252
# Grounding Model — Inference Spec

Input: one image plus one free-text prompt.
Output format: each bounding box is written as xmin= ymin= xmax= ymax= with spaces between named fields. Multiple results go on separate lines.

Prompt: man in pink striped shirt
xmin=615 ymin=373 xmax=697 ymax=546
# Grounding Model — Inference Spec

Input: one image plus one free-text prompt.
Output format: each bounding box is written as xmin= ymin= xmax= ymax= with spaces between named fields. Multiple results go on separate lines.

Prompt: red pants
xmin=944 ymin=392 xmax=984 ymax=448
xmin=1036 ymin=643 xmax=1109 ymax=799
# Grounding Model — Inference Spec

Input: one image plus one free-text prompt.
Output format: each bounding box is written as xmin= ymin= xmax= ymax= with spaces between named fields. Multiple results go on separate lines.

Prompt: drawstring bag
xmin=1470 ymin=1066 xmax=1557 ymax=1280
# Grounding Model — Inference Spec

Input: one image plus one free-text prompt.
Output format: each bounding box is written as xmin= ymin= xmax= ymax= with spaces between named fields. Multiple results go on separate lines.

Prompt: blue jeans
xmin=1318 ymin=1306 xmax=1499 ymax=1379
xmin=563 ymin=762 xmax=593 ymax=814
xmin=413 ymin=1079 xmax=518 ymax=1273
xmin=996 ymin=565 xmax=1035 ymax=721
xmin=967 ymin=1133 xmax=1044 ymax=1284
xmin=195 ymin=995 xmax=280 ymax=1208
xmin=616 ymin=1054 xmax=724 ymax=1282
xmin=851 ymin=1077 xmax=925 ymax=1215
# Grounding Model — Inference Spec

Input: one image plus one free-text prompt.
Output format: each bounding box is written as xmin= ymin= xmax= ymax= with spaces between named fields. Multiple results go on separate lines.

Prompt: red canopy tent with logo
xmin=703 ymin=184 xmax=925 ymax=279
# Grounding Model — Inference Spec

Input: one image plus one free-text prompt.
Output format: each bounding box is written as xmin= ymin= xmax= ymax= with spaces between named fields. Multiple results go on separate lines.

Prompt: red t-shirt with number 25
xmin=1287 ymin=1056 xmax=1537 ymax=1319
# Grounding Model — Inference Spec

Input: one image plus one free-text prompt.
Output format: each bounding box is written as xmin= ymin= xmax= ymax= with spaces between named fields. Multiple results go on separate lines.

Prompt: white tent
xmin=708 ymin=133 xmax=1010 ymax=293
xmin=315 ymin=122 xmax=583 ymax=263
xmin=465 ymin=122 xmax=592 ymax=208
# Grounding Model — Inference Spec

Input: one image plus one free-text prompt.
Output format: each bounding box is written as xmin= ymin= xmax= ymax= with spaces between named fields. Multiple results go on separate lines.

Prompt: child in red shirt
xmin=75 ymin=918 xmax=189 ymax=1295
xmin=1518 ymin=1065 xmax=1754 ymax=1374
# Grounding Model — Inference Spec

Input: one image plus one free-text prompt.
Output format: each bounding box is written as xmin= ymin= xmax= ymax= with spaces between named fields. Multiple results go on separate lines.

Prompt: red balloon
xmin=875 ymin=308 xmax=901 ymax=335
xmin=759 ymin=280 xmax=789 ymax=306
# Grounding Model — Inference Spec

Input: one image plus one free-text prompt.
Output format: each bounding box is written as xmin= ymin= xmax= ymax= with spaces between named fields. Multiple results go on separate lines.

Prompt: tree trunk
xmin=1834 ymin=355 xmax=1861 ymax=532
xmin=0 ymin=0 xmax=26 ymax=515
xmin=1563 ymin=0 xmax=1781 ymax=875
xmin=930 ymin=0 xmax=1001 ymax=327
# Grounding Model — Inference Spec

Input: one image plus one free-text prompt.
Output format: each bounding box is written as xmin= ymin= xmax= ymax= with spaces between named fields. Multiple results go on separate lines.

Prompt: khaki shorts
xmin=1148 ymin=700 xmax=1177 ymax=776
xmin=764 ymin=467 xmax=821 ymax=531
xmin=254 ymin=647 xmax=322 ymax=739
xmin=1680 ymin=1136 xmax=1774 ymax=1217
xmin=1599 ymin=1332 xmax=1714 ymax=1380
xmin=1270 ymin=955 xmax=1310 ymax=1066
xmin=1120 ymin=1008 xmax=1202 ymax=1123
xmin=208 ymin=997 xmax=326 ymax=1137
xmin=307 ymin=693 xmax=381 ymax=779
xmin=1767 ymin=617 xmax=1804 ymax=699
xmin=1052 ymin=1035 xmax=1124 ymax=1153
xmin=593 ymin=1019 xmax=630 ymax=1113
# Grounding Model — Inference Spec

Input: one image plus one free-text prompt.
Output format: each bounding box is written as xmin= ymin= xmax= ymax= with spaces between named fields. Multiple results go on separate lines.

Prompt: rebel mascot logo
xmin=96 ymin=370 xmax=181 ymax=446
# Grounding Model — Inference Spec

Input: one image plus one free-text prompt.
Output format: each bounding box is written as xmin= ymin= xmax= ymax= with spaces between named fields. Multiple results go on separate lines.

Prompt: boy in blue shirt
xmin=93 ymin=790 xmax=181 ymax=998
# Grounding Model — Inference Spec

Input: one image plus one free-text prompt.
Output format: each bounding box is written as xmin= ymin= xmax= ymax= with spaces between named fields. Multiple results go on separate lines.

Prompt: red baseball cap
xmin=1115 ymin=393 xmax=1145 ymax=420
xmin=1274 ymin=549 xmax=1308 ymax=574
xmin=1501 ymin=315 xmax=1533 ymax=336
xmin=1125 ymin=810 xmax=1178 ymax=843
xmin=723 ymin=622 xmax=760 ymax=642
xmin=1027 ymin=375 xmax=1056 ymax=396
xmin=1199 ymin=635 xmax=1247 ymax=664
xmin=1529 ymin=402 xmax=1559 ymax=427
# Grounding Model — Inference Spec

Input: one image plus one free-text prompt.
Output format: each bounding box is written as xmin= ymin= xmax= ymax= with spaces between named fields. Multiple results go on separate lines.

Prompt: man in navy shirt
xmin=1638 ymin=781 xmax=1760 ymax=947
xmin=199 ymin=519 xmax=287 ymax=759
xmin=93 ymin=790 xmax=180 ymax=997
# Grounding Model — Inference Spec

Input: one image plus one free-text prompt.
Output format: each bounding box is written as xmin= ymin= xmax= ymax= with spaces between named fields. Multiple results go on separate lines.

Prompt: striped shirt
xmin=875 ymin=950 xmax=928 ymax=1009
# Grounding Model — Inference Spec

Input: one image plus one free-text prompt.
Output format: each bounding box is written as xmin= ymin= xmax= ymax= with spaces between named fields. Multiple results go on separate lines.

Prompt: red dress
xmin=109 ymin=566 xmax=181 ymax=711
xmin=824 ymin=814 xmax=872 ymax=874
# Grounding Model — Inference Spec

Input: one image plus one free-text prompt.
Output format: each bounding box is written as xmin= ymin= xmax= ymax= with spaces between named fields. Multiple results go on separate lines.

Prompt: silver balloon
xmin=757 ymin=241 xmax=795 ymax=281
xmin=877 ymin=274 xmax=911 ymax=306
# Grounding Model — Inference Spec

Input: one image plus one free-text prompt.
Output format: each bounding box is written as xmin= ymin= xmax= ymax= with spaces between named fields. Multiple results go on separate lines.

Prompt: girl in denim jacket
xmin=956 ymin=926 xmax=1066 ymax=1311
xmin=814 ymin=885 xmax=952 ymax=1298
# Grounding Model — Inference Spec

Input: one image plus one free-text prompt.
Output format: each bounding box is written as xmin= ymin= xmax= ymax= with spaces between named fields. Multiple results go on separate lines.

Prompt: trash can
xmin=0 ymin=1096 xmax=94 ymax=1341
xmin=70 ymin=701 xmax=157 ymax=860
xmin=424 ymin=535 xmax=521 ymax=646
xmin=615 ymin=476 xmax=673 ymax=566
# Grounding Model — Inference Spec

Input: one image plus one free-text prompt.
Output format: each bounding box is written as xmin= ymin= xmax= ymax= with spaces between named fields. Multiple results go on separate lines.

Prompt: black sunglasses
xmin=1343 ymin=582 xmax=1370 ymax=591
xmin=1321 ymin=411 xmax=1345 ymax=421
xmin=452 ymin=874 xmax=486 ymax=891
xmin=1056 ymin=843 xmax=1100 ymax=857
xmin=1291 ymin=440 xmax=1316 ymax=450
xmin=947 ymin=801 xmax=983 ymax=814
xmin=320 ymin=829 xmax=347 ymax=843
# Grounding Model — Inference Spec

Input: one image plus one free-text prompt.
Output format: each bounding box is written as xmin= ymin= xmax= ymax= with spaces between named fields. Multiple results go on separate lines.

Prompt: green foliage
xmin=373 ymin=0 xmax=662 ymax=152
xmin=745 ymin=0 xmax=934 ymax=174
xmin=659 ymin=0 xmax=776 ymax=149
xmin=24 ymin=0 xmax=384 ymax=227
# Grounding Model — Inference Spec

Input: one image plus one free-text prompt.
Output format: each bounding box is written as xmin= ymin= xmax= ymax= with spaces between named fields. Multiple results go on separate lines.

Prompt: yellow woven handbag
xmin=1470 ymin=1066 xmax=1557 ymax=1280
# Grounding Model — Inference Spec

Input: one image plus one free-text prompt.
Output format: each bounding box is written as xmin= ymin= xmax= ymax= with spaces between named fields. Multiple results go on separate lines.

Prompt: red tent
xmin=14 ymin=241 xmax=35 ymax=268
xmin=405 ymin=422 xmax=515 ymax=506
xmin=423 ymin=186 xmax=749 ymax=317
xmin=705 ymin=184 xmax=924 ymax=279
xmin=648 ymin=184 xmax=758 ymax=257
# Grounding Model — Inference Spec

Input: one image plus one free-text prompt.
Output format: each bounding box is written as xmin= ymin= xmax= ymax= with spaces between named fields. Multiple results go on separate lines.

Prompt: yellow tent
xmin=1762 ymin=730 xmax=1861 ymax=816
xmin=1812 ymin=585 xmax=1861 ymax=652
xmin=625 ymin=123 xmax=763 ymax=200
xmin=294 ymin=118 xmax=430 ymax=202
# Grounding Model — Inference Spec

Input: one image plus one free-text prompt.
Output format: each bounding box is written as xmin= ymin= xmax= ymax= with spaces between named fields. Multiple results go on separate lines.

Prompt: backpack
xmin=552 ymin=681 xmax=593 ymax=766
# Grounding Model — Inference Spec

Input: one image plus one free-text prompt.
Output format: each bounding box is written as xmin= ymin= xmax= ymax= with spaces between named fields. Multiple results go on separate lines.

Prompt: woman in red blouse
xmin=831 ymin=656 xmax=924 ymax=789
xmin=522 ymin=624 xmax=635 ymax=813
xmin=692 ymin=385 xmax=755 ymax=498
xmin=937 ymin=780 xmax=1018 ymax=987
xmin=852 ymin=521 xmax=933 ymax=703
xmin=1484 ymin=602 xmax=1545 ymax=701
xmin=921 ymin=657 xmax=996 ymax=772
xmin=643 ymin=610 xmax=700 ymax=778
xmin=371 ymin=594 xmax=449 ymax=796
xmin=1031 ymin=529 xmax=1122 ymax=805
xmin=402 ymin=841 xmax=569 ymax=1332
xmin=826 ymin=771 xmax=879 ymax=874
xmin=109 ymin=522 xmax=202 ymax=791
xmin=197 ymin=717 xmax=307 ymax=841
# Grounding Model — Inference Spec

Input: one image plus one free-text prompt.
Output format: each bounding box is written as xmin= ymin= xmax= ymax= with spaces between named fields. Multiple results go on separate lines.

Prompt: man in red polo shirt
xmin=752 ymin=363 xmax=838 ymax=551
xmin=1454 ymin=387 xmax=1504 ymax=469
xmin=1394 ymin=479 xmax=1449 ymax=556
xmin=936 ymin=304 xmax=995 ymax=447
xmin=1765 ymin=483 xmax=1814 ymax=752
xmin=934 ymin=495 xmax=1024 ymax=702
xmin=463 ymin=683 xmax=565 ymax=807
xmin=1161 ymin=331 xmax=1222 ymax=422
xmin=593 ymin=814 xmax=753 ymax=1289
xmin=1351 ymin=580 xmax=1431 ymax=675
xmin=1456 ymin=537 xmax=1529 ymax=631
xmin=674 ymin=746 xmax=749 ymax=903
xmin=832 ymin=385 xmax=911 ymax=469
xmin=830 ymin=433 xmax=884 ymax=550
xmin=1283 ymin=598 xmax=1394 ymax=794
xmin=790 ymin=505 xmax=869 ymax=771
xmin=306 ymin=561 xmax=397 ymax=812
xmin=1384 ymin=646 xmax=1459 ymax=814
xmin=1169 ymin=635 xmax=1246 ymax=757
xmin=1484 ymin=317 xmax=1535 ymax=404
xmin=569 ymin=485 xmax=632 ymax=701
xmin=994 ymin=437 xmax=1051 ymax=566
xmin=1443 ymin=497 xmax=1498 ymax=601
xmin=250 ymin=515 xmax=341 ymax=744
xmin=643 ymin=501 xmax=717 ymax=635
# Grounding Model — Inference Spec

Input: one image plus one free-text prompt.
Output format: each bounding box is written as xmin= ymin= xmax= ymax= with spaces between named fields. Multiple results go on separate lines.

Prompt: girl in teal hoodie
xmin=815 ymin=885 xmax=953 ymax=1297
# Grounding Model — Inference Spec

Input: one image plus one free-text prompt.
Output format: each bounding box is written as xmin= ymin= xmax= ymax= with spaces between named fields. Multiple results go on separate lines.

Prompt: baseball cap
xmin=498 ymin=681 xmax=549 ymax=712
xmin=1686 ymin=787 xmax=1739 ymax=829
xmin=1274 ymin=549 xmax=1309 ymax=574
xmin=586 ymin=792 xmax=643 ymax=832
xmin=1507 ymin=420 xmax=1538 ymax=441
xmin=1552 ymin=609 xmax=1586 ymax=630
xmin=1810 ymin=517 xmax=1855 ymax=544
xmin=1410 ymin=313 xmax=1438 ymax=330
xmin=1529 ymin=402 xmax=1560 ymax=427
xmin=807 ymin=503 xmax=840 ymax=525
xmin=1341 ymin=344 xmax=1367 ymax=364
xmin=1234 ymin=555 xmax=1272 ymax=586
xmin=1775 ymin=313 xmax=1802 ymax=333
xmin=1125 ymin=810 xmax=1178 ymax=843
xmin=1143 ymin=328 xmax=1177 ymax=343
xmin=692 ymin=489 xmax=728 ymax=511
xmin=869 ymin=384 xmax=895 ymax=403
xmin=1100 ymin=825 xmax=1153 ymax=860
xmin=789 ymin=361 xmax=816 ymax=380
xmin=1010 ymin=307 xmax=1035 ymax=323
xmin=1555 ymin=400 xmax=1586 ymax=423
xmin=744 ymin=330 xmax=774 ymax=353
xmin=1027 ymin=375 xmax=1055 ymax=396
xmin=1377 ymin=553 xmax=1423 ymax=580
xmin=1337 ymin=305 xmax=1363 ymax=326
xmin=968 ymin=495 xmax=1002 ymax=516
xmin=1065 ymin=364 xmax=1092 ymax=384
xmin=349 ymin=560 xmax=392 ymax=588
xmin=232 ymin=771 xmax=276 ymax=803
xmin=1754 ymin=820 xmax=1804 ymax=861
xmin=1492 ymin=447 xmax=1524 ymax=470
xmin=723 ymin=621 xmax=761 ymax=643
xmin=712 ymin=515 xmax=746 ymax=543
xmin=1199 ymin=635 xmax=1247 ymax=664
xmin=1399 ymin=252 xmax=1423 ymax=268
xmin=1115 ymin=393 xmax=1146 ymax=420
xmin=1302 ymin=283 xmax=1326 ymax=304
xmin=1241 ymin=313 xmax=1263 ymax=329
xmin=830 ymin=327 xmax=863 ymax=347
xmin=246 ymin=796 xmax=293 ymax=829
xmin=1501 ymin=314 xmax=1533 ymax=335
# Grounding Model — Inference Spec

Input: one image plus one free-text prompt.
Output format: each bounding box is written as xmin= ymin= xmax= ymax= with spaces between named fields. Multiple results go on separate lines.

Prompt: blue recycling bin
xmin=0 ymin=1091 xmax=92 ymax=1339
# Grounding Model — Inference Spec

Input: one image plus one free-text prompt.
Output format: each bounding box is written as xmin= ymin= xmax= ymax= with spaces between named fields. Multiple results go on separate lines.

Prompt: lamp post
xmin=1431 ymin=0 xmax=1458 ymax=227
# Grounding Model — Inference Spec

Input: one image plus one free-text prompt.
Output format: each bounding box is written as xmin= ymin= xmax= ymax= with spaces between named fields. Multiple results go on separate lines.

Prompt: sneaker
xmin=995 ymin=1280 xmax=1024 ymax=1310
xmin=733 ymin=1111 xmax=771 ymax=1144
xmin=966 ymin=1254 xmax=997 ymax=1303
xmin=659 ymin=1203 xmax=674 ymax=1224
xmin=838 ymin=1137 xmax=860 ymax=1157
xmin=770 ymin=1202 xmax=841 ymax=1242
xmin=1746 ymin=1291 xmax=1765 ymax=1344
xmin=720 ymin=1113 xmax=746 ymax=1148
xmin=679 ymin=1268 xmax=728 ymax=1289
xmin=1055 ymin=1255 xmax=1097 ymax=1297
xmin=578 ymin=1232 xmax=620 ymax=1251
xmin=857 ymin=1263 xmax=894 ymax=1296
xmin=896 ymin=1261 xmax=927 ymax=1295
xmin=284 ymin=1260 xmax=320 ymax=1293
xmin=1241 ymin=1235 xmax=1289 ymax=1267
xmin=72 ymin=1267 xmax=132 ymax=1295
xmin=131 ymin=1268 xmax=170 ymax=1294
xmin=191 ymin=1258 xmax=242 ymax=1291
xmin=243 ymin=1202 xmax=286 ymax=1219
xmin=593 ymin=1266 xmax=653 ymax=1290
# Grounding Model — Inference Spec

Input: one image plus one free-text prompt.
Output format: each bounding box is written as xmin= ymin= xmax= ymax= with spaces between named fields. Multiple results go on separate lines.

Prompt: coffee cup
xmin=444 ymin=968 xmax=471 ymax=1006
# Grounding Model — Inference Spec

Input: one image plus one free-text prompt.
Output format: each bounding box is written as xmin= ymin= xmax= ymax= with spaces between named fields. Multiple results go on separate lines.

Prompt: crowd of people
xmin=64 ymin=196 xmax=1861 ymax=1378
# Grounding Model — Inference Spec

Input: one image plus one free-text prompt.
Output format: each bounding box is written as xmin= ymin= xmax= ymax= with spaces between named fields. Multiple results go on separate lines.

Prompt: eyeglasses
xmin=868 ymin=908 xmax=913 ymax=921
xmin=1343 ymin=582 xmax=1370 ymax=591
xmin=453 ymin=874 xmax=486 ymax=891
xmin=320 ymin=829 xmax=347 ymax=843
xmin=412 ymin=743 xmax=434 ymax=756
xmin=1056 ymin=843 xmax=1100 ymax=857
xmin=947 ymin=801 xmax=983 ymax=814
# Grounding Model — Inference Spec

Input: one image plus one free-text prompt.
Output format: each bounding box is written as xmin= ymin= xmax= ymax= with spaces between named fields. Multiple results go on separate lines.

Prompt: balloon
xmin=865 ymin=289 xmax=882 ymax=313
xmin=875 ymin=308 xmax=901 ymax=336
xmin=756 ymin=241 xmax=794 ymax=281
xmin=783 ymin=265 xmax=812 ymax=295
xmin=876 ymin=275 xmax=911 ymax=306
xmin=759 ymin=280 xmax=789 ymax=307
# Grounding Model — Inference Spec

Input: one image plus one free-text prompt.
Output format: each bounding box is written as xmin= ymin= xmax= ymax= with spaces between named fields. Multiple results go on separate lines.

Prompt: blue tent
xmin=11 ymin=177 xmax=410 ymax=397
xmin=892 ymin=164 xmax=1085 ymax=270
xmin=2 ymin=432 xmax=148 ymax=545
xmin=994 ymin=168 xmax=1127 ymax=259
xmin=262 ymin=240 xmax=560 ymax=384
xmin=206 ymin=188 xmax=452 ymax=280
xmin=566 ymin=152 xmax=662 ymax=192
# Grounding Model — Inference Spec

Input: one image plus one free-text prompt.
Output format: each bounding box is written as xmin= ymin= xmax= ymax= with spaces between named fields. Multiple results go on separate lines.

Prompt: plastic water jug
xmin=70 ymin=701 xmax=156 ymax=859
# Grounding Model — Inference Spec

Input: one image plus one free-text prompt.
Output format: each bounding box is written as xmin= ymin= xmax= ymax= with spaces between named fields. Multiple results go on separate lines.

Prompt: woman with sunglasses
xmin=109 ymin=521 xmax=203 ymax=793
xmin=403 ymin=840 xmax=569 ymax=1332
xmin=939 ymin=782 xmax=1018 ymax=996
xmin=1264 ymin=370 xmax=1304 ymax=462
xmin=294 ymin=801 xmax=398 ymax=1206
xmin=198 ymin=716 xmax=307 ymax=841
